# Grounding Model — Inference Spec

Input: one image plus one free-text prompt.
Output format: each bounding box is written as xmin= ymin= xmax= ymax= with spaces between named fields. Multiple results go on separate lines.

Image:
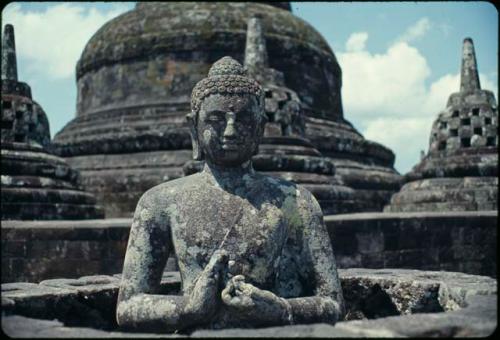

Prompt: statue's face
xmin=197 ymin=93 xmax=263 ymax=167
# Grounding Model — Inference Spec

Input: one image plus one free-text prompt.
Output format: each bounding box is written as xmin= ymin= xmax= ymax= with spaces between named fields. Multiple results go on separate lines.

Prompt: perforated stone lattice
xmin=430 ymin=104 xmax=498 ymax=152
xmin=1 ymin=96 xmax=50 ymax=147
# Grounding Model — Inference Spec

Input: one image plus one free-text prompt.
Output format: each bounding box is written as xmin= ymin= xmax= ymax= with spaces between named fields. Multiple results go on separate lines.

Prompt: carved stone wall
xmin=2 ymin=212 xmax=496 ymax=283
xmin=327 ymin=211 xmax=497 ymax=277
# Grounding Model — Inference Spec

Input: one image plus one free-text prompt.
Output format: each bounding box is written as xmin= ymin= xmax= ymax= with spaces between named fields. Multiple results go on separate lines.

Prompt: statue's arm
xmin=116 ymin=193 xmax=226 ymax=332
xmin=284 ymin=192 xmax=345 ymax=324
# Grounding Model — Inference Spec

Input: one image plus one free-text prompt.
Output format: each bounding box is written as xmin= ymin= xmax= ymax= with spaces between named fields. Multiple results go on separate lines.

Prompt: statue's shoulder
xmin=257 ymin=173 xmax=321 ymax=212
xmin=137 ymin=173 xmax=204 ymax=208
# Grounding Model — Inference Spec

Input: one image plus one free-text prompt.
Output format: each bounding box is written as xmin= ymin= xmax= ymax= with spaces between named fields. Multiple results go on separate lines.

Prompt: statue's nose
xmin=223 ymin=113 xmax=237 ymax=138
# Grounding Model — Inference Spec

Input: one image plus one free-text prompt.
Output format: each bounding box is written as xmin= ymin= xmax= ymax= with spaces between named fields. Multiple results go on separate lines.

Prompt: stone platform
xmin=327 ymin=211 xmax=497 ymax=277
xmin=2 ymin=269 xmax=496 ymax=337
xmin=2 ymin=210 xmax=496 ymax=283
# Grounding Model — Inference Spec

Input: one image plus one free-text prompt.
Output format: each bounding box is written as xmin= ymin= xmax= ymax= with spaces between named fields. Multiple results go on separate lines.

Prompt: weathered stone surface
xmin=113 ymin=57 xmax=344 ymax=332
xmin=1 ymin=219 xmax=132 ymax=283
xmin=52 ymin=2 xmax=401 ymax=217
xmin=326 ymin=211 xmax=497 ymax=277
xmin=191 ymin=323 xmax=401 ymax=337
xmin=386 ymin=38 xmax=497 ymax=212
xmin=1 ymin=269 xmax=496 ymax=337
xmin=3 ymin=209 xmax=496 ymax=283
xmin=0 ymin=24 xmax=104 ymax=221
xmin=183 ymin=17 xmax=363 ymax=216
xmin=2 ymin=315 xmax=186 ymax=338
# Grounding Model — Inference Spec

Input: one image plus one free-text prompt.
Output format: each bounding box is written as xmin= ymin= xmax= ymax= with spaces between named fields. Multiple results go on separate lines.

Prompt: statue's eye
xmin=207 ymin=113 xmax=223 ymax=122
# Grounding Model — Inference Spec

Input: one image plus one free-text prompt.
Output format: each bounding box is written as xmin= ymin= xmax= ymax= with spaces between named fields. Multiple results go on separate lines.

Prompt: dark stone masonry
xmin=1 ymin=24 xmax=104 ymax=220
xmin=2 ymin=210 xmax=496 ymax=284
xmin=52 ymin=2 xmax=401 ymax=217
xmin=1 ymin=219 xmax=130 ymax=283
xmin=327 ymin=211 xmax=497 ymax=277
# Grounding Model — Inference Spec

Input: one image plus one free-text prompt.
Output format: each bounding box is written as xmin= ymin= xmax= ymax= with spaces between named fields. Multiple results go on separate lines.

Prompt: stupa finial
xmin=244 ymin=16 xmax=269 ymax=71
xmin=460 ymin=37 xmax=481 ymax=93
xmin=2 ymin=24 xmax=18 ymax=81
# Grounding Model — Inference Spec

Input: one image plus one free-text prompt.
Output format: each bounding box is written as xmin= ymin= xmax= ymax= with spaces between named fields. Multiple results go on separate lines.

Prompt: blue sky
xmin=2 ymin=2 xmax=498 ymax=173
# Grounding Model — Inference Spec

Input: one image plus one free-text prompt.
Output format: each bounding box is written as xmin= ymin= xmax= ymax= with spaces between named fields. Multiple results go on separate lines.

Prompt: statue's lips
xmin=222 ymin=142 xmax=241 ymax=151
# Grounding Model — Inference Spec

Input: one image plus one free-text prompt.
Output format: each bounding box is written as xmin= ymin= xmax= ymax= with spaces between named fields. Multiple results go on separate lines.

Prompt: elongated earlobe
xmin=186 ymin=111 xmax=203 ymax=160
xmin=253 ymin=114 xmax=267 ymax=156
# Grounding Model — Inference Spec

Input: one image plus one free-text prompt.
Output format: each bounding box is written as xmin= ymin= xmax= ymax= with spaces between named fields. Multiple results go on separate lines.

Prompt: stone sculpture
xmin=116 ymin=57 xmax=344 ymax=332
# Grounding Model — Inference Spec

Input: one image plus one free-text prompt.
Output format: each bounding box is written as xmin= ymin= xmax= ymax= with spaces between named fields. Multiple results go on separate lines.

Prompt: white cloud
xmin=345 ymin=32 xmax=368 ymax=52
xmin=2 ymin=3 xmax=132 ymax=79
xmin=338 ymin=31 xmax=498 ymax=174
xmin=395 ymin=17 xmax=432 ymax=44
xmin=339 ymin=40 xmax=430 ymax=119
xmin=438 ymin=22 xmax=453 ymax=37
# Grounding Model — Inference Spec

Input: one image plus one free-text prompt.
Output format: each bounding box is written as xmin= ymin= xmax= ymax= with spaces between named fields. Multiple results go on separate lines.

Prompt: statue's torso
xmin=163 ymin=172 xmax=299 ymax=294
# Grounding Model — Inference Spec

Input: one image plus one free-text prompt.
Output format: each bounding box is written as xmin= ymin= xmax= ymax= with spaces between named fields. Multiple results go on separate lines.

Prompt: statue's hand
xmin=221 ymin=275 xmax=293 ymax=325
xmin=184 ymin=249 xmax=228 ymax=319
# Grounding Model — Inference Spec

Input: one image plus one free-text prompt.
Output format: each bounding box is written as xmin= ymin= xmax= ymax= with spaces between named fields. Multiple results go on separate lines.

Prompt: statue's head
xmin=188 ymin=57 xmax=266 ymax=167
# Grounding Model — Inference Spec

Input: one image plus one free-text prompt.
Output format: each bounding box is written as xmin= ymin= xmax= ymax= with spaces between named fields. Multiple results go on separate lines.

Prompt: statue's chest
xmin=170 ymin=190 xmax=288 ymax=285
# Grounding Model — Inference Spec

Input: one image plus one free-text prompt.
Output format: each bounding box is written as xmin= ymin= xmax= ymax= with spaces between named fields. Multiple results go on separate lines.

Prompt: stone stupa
xmin=184 ymin=17 xmax=362 ymax=215
xmin=1 ymin=24 xmax=104 ymax=220
xmin=385 ymin=38 xmax=498 ymax=212
xmin=52 ymin=2 xmax=401 ymax=217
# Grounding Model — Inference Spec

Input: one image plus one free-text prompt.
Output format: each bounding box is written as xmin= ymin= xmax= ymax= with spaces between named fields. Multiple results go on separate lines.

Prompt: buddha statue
xmin=116 ymin=57 xmax=345 ymax=332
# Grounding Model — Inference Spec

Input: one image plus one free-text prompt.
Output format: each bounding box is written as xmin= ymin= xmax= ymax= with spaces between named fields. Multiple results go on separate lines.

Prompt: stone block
xmin=382 ymin=251 xmax=401 ymax=268
xmin=2 ymin=227 xmax=32 ymax=241
xmin=383 ymin=232 xmax=399 ymax=251
xmin=336 ymin=254 xmax=362 ymax=269
xmin=105 ymin=241 xmax=128 ymax=259
xmin=420 ymin=247 xmax=440 ymax=266
xmin=431 ymin=227 xmax=454 ymax=247
xmin=453 ymin=245 xmax=487 ymax=261
xmin=99 ymin=259 xmax=125 ymax=276
xmin=107 ymin=227 xmax=130 ymax=241
xmin=26 ymin=240 xmax=50 ymax=258
xmin=2 ymin=240 xmax=27 ymax=257
xmin=399 ymin=249 xmax=424 ymax=267
xmin=361 ymin=252 xmax=384 ymax=268
xmin=459 ymin=261 xmax=484 ymax=275
xmin=438 ymin=247 xmax=454 ymax=263
xmin=396 ymin=226 xmax=422 ymax=250
xmin=356 ymin=231 xmax=384 ymax=254
xmin=331 ymin=233 xmax=358 ymax=255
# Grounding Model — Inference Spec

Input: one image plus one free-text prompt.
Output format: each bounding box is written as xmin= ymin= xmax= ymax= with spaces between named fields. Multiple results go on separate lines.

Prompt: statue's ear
xmin=186 ymin=111 xmax=203 ymax=160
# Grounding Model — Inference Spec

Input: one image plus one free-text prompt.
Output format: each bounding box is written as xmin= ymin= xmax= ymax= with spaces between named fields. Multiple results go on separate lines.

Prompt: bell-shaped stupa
xmin=1 ymin=24 xmax=104 ymax=220
xmin=52 ymin=2 xmax=401 ymax=217
xmin=184 ymin=17 xmax=362 ymax=215
xmin=385 ymin=38 xmax=498 ymax=212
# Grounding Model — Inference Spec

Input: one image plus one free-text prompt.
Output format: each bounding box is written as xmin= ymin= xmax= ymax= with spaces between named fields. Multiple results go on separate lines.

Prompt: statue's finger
xmin=221 ymin=287 xmax=232 ymax=303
